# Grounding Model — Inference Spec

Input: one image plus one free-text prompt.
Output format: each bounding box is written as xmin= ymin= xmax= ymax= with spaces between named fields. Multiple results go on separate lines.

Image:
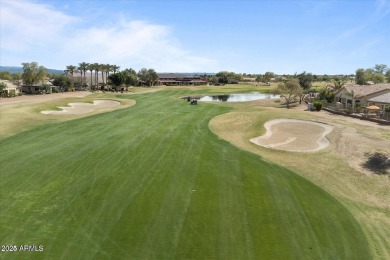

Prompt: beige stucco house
xmin=334 ymin=84 xmax=390 ymax=111
xmin=0 ymin=80 xmax=20 ymax=97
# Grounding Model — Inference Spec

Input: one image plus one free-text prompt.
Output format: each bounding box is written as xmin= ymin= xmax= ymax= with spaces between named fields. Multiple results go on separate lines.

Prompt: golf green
xmin=0 ymin=90 xmax=371 ymax=259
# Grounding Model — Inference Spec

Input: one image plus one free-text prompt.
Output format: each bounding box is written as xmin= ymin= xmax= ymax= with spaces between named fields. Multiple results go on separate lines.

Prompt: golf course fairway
xmin=0 ymin=90 xmax=371 ymax=259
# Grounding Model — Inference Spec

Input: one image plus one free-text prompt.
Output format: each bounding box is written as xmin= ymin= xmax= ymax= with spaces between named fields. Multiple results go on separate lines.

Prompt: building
xmin=367 ymin=92 xmax=390 ymax=106
xmin=334 ymin=84 xmax=390 ymax=111
xmin=0 ymin=80 xmax=20 ymax=97
xmin=157 ymin=73 xmax=208 ymax=86
xmin=21 ymin=80 xmax=54 ymax=94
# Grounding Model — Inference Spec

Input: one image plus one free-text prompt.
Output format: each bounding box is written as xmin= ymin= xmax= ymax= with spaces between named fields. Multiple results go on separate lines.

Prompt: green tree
xmin=333 ymin=78 xmax=346 ymax=92
xmin=11 ymin=73 xmax=22 ymax=87
xmin=273 ymin=79 xmax=303 ymax=108
xmin=364 ymin=68 xmax=374 ymax=82
xmin=103 ymin=64 xmax=112 ymax=85
xmin=108 ymin=69 xmax=137 ymax=91
xmin=92 ymin=63 xmax=100 ymax=88
xmin=87 ymin=64 xmax=94 ymax=89
xmin=0 ymin=82 xmax=6 ymax=93
xmin=321 ymin=74 xmax=331 ymax=82
xmin=355 ymin=68 xmax=366 ymax=85
xmin=209 ymin=76 xmax=219 ymax=84
xmin=122 ymin=68 xmax=138 ymax=89
xmin=297 ymin=71 xmax=313 ymax=90
xmin=78 ymin=62 xmax=89 ymax=87
xmin=112 ymin=65 xmax=120 ymax=74
xmin=372 ymin=73 xmax=386 ymax=84
xmin=373 ymin=64 xmax=388 ymax=74
xmin=64 ymin=65 xmax=77 ymax=77
xmin=385 ymin=69 xmax=390 ymax=83
xmin=318 ymin=88 xmax=335 ymax=103
xmin=255 ymin=75 xmax=264 ymax=83
xmin=22 ymin=62 xmax=47 ymax=86
xmin=264 ymin=72 xmax=275 ymax=82
xmin=0 ymin=71 xmax=12 ymax=80
xmin=52 ymin=74 xmax=73 ymax=91
xmin=100 ymin=64 xmax=108 ymax=85
xmin=295 ymin=72 xmax=313 ymax=104
xmin=108 ymin=73 xmax=124 ymax=88
xmin=216 ymin=71 xmax=229 ymax=84
xmin=138 ymin=68 xmax=158 ymax=87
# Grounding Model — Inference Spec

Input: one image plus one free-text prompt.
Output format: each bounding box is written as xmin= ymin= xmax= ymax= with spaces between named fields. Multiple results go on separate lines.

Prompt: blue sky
xmin=1 ymin=0 xmax=389 ymax=74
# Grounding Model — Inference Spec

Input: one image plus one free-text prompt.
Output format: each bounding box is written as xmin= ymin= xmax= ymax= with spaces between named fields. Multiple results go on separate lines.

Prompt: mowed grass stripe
xmin=0 ymin=90 xmax=371 ymax=259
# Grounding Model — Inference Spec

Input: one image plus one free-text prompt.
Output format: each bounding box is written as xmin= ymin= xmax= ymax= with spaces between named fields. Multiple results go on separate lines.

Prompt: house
xmin=334 ymin=84 xmax=390 ymax=111
xmin=367 ymin=92 xmax=390 ymax=106
xmin=21 ymin=80 xmax=54 ymax=94
xmin=0 ymin=80 xmax=20 ymax=97
xmin=157 ymin=73 xmax=208 ymax=86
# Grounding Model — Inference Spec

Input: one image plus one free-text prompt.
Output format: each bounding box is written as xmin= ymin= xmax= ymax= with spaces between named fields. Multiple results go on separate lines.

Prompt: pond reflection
xmin=199 ymin=93 xmax=280 ymax=102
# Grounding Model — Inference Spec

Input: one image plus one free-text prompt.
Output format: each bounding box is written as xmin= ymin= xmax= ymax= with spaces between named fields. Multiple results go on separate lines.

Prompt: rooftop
xmin=368 ymin=92 xmax=390 ymax=104
xmin=342 ymin=84 xmax=390 ymax=98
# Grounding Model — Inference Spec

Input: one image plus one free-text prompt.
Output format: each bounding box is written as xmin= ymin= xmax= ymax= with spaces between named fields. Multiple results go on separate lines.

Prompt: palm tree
xmin=64 ymin=65 xmax=77 ymax=78
xmin=333 ymin=79 xmax=346 ymax=92
xmin=87 ymin=64 xmax=94 ymax=90
xmin=112 ymin=65 xmax=120 ymax=74
xmin=92 ymin=63 xmax=100 ymax=89
xmin=78 ymin=62 xmax=89 ymax=87
xmin=101 ymin=64 xmax=107 ymax=85
xmin=104 ymin=64 xmax=111 ymax=85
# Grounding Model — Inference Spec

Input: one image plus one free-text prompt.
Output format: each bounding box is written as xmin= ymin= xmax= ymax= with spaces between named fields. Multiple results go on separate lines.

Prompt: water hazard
xmin=199 ymin=92 xmax=280 ymax=102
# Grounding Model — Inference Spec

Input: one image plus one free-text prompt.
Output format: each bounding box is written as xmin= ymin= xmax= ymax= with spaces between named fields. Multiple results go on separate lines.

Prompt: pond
xmin=199 ymin=92 xmax=280 ymax=102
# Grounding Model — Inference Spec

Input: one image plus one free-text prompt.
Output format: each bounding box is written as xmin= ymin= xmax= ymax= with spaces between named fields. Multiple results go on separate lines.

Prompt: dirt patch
xmin=41 ymin=100 xmax=120 ymax=115
xmin=250 ymin=119 xmax=333 ymax=152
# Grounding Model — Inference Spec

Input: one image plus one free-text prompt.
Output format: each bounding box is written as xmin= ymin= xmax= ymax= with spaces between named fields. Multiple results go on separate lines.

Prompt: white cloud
xmin=62 ymin=19 xmax=217 ymax=72
xmin=0 ymin=0 xmax=76 ymax=52
xmin=0 ymin=0 xmax=217 ymax=72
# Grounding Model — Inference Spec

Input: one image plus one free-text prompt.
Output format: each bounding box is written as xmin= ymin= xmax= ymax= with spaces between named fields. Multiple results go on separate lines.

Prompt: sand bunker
xmin=250 ymin=119 xmax=334 ymax=152
xmin=41 ymin=100 xmax=120 ymax=115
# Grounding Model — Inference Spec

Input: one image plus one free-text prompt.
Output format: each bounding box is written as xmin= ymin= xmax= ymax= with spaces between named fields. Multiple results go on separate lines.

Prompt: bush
xmin=313 ymin=101 xmax=323 ymax=111
xmin=318 ymin=88 xmax=334 ymax=103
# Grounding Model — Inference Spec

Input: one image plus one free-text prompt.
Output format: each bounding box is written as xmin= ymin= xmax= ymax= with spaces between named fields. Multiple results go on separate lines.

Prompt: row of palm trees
xmin=64 ymin=63 xmax=120 ymax=89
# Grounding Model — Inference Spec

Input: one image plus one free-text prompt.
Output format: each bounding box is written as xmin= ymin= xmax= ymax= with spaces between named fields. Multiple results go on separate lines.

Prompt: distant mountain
xmin=0 ymin=66 xmax=215 ymax=76
xmin=0 ymin=66 xmax=63 ymax=74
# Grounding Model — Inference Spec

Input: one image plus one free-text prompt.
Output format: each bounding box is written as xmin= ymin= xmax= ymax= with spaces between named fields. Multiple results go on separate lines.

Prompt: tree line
xmin=63 ymin=62 xmax=158 ymax=90
xmin=0 ymin=62 xmax=159 ymax=92
xmin=355 ymin=64 xmax=390 ymax=85
xmin=1 ymin=62 xmax=389 ymax=94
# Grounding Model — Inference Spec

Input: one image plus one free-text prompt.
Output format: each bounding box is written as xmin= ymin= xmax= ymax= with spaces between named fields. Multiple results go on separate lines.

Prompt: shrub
xmin=0 ymin=82 xmax=6 ymax=93
xmin=318 ymin=88 xmax=334 ymax=103
xmin=313 ymin=101 xmax=323 ymax=111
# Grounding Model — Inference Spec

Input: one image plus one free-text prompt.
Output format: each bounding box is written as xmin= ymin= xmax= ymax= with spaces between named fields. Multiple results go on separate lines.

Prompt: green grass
xmin=0 ymin=89 xmax=371 ymax=259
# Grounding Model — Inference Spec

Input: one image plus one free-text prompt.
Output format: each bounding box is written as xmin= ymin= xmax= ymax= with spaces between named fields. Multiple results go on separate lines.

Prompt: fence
xmin=324 ymin=104 xmax=390 ymax=124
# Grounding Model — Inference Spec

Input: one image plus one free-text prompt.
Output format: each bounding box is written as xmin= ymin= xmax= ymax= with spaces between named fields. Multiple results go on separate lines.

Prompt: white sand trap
xmin=250 ymin=119 xmax=334 ymax=152
xmin=41 ymin=100 xmax=120 ymax=115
